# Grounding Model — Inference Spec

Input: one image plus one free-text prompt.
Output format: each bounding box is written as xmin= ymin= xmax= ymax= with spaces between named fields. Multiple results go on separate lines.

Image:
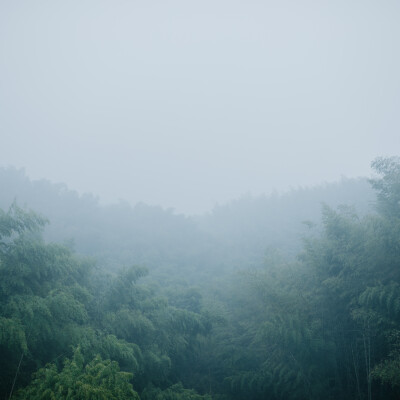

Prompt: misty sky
xmin=1 ymin=0 xmax=399 ymax=214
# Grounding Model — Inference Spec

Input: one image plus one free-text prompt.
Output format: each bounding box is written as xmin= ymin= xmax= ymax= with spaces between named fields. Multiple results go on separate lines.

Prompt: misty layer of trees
xmin=1 ymin=157 xmax=400 ymax=399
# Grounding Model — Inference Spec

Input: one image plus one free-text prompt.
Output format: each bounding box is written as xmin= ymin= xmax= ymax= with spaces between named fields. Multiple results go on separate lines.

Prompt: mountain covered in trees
xmin=1 ymin=157 xmax=400 ymax=399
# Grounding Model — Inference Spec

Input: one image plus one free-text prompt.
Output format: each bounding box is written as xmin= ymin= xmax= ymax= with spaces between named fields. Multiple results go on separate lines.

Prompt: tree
xmin=14 ymin=347 xmax=139 ymax=400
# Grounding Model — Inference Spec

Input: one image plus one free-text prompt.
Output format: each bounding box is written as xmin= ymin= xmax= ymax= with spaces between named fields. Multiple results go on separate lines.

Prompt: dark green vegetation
xmin=1 ymin=157 xmax=399 ymax=399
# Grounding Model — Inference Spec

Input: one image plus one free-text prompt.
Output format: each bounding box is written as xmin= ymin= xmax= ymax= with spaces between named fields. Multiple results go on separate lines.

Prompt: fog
xmin=2 ymin=3 xmax=400 ymax=397
xmin=1 ymin=0 xmax=399 ymax=214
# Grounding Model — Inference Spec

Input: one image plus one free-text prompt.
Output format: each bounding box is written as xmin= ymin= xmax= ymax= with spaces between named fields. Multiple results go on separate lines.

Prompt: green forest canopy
xmin=0 ymin=156 xmax=399 ymax=399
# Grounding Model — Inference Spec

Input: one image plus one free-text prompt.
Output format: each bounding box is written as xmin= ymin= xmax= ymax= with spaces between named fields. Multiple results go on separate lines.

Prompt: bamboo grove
xmin=0 ymin=157 xmax=400 ymax=399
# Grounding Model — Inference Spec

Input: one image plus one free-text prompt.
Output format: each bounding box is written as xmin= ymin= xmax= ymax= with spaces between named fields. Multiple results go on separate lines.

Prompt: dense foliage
xmin=0 ymin=204 xmax=211 ymax=399
xmin=1 ymin=157 xmax=399 ymax=399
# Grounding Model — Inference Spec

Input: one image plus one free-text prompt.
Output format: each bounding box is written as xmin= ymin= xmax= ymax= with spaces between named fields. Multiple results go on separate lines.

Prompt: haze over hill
xmin=0 ymin=166 xmax=375 ymax=280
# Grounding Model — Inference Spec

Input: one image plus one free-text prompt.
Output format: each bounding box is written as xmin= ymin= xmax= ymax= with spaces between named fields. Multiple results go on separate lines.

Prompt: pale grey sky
xmin=1 ymin=0 xmax=399 ymax=214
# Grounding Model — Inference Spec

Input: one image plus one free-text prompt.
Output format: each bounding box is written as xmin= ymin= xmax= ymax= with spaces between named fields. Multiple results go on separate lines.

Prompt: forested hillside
xmin=0 ymin=167 xmax=374 ymax=280
xmin=1 ymin=157 xmax=400 ymax=399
